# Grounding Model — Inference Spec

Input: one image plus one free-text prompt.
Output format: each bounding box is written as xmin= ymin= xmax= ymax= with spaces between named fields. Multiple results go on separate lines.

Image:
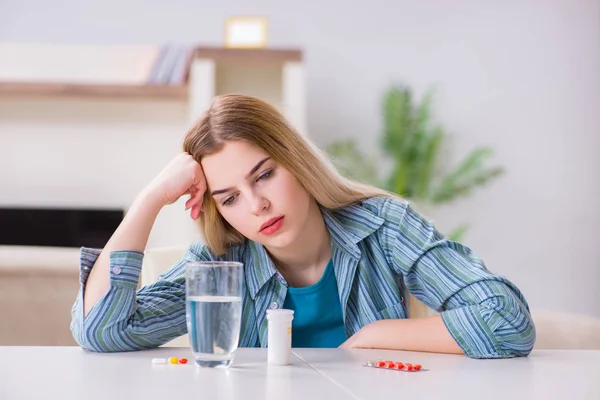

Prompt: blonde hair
xmin=183 ymin=94 xmax=393 ymax=255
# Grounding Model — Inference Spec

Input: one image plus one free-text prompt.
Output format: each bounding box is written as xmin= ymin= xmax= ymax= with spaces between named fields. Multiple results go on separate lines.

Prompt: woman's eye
xmin=222 ymin=195 xmax=237 ymax=206
xmin=257 ymin=170 xmax=273 ymax=181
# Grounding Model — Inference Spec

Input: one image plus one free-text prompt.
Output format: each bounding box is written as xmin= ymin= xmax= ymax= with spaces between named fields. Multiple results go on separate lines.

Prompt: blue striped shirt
xmin=70 ymin=196 xmax=536 ymax=358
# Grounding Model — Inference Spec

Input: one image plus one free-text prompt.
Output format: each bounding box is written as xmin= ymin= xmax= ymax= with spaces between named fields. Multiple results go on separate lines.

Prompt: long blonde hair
xmin=183 ymin=94 xmax=393 ymax=255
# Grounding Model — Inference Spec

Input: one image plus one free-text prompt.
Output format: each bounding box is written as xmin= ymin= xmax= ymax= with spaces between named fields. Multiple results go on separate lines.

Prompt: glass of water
xmin=185 ymin=261 xmax=244 ymax=368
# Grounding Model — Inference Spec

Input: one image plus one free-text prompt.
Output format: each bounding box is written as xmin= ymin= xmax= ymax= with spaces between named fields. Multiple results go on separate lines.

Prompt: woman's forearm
xmin=82 ymin=152 xmax=206 ymax=318
xmin=83 ymin=190 xmax=163 ymax=316
xmin=341 ymin=314 xmax=464 ymax=355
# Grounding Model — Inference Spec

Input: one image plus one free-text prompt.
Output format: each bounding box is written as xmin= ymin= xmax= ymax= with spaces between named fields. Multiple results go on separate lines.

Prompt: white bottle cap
xmin=266 ymin=309 xmax=294 ymax=321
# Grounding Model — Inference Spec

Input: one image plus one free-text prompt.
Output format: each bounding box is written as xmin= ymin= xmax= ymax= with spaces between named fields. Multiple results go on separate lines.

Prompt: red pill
xmin=394 ymin=363 xmax=404 ymax=370
xmin=179 ymin=358 xmax=188 ymax=364
xmin=406 ymin=365 xmax=414 ymax=371
xmin=376 ymin=361 xmax=386 ymax=368
xmin=385 ymin=362 xmax=395 ymax=368
xmin=414 ymin=365 xmax=422 ymax=371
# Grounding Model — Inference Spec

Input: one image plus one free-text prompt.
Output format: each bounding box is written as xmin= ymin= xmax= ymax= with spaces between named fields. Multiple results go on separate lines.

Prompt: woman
xmin=71 ymin=94 xmax=535 ymax=358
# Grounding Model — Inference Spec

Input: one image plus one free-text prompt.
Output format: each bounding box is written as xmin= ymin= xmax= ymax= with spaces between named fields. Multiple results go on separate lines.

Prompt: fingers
xmin=190 ymin=203 xmax=202 ymax=220
xmin=184 ymin=192 xmax=195 ymax=210
xmin=185 ymin=187 xmax=204 ymax=209
xmin=184 ymin=165 xmax=206 ymax=219
xmin=185 ymin=184 xmax=205 ymax=221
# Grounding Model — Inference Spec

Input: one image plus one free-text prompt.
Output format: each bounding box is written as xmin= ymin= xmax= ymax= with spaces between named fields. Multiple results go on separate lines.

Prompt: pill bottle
xmin=266 ymin=309 xmax=294 ymax=365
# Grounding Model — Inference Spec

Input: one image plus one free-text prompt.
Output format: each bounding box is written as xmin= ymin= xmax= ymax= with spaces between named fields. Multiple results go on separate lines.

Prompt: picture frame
xmin=224 ymin=16 xmax=268 ymax=49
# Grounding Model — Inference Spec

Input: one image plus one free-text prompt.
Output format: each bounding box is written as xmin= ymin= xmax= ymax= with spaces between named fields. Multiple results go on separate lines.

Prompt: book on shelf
xmin=147 ymin=44 xmax=195 ymax=86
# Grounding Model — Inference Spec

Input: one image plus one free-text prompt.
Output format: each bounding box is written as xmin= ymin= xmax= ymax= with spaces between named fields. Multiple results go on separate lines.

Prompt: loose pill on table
xmin=168 ymin=357 xmax=179 ymax=364
xmin=152 ymin=358 xmax=167 ymax=365
xmin=178 ymin=358 xmax=188 ymax=364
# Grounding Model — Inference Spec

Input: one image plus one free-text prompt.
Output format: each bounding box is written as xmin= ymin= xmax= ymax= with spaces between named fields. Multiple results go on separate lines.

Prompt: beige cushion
xmin=532 ymin=310 xmax=600 ymax=350
xmin=0 ymin=246 xmax=80 ymax=346
xmin=141 ymin=245 xmax=188 ymax=287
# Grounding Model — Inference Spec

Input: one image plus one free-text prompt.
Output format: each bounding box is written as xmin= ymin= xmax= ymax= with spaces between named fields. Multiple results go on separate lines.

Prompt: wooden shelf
xmin=0 ymin=47 xmax=302 ymax=100
xmin=0 ymin=81 xmax=188 ymax=100
xmin=195 ymin=46 xmax=302 ymax=63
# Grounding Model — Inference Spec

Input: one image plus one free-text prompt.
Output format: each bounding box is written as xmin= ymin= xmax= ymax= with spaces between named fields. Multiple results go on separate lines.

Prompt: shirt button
xmin=112 ymin=266 xmax=122 ymax=275
xmin=269 ymin=302 xmax=279 ymax=309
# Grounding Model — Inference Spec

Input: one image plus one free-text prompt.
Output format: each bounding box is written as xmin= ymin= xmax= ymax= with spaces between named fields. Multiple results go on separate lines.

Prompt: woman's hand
xmin=339 ymin=317 xmax=464 ymax=354
xmin=339 ymin=326 xmax=370 ymax=349
xmin=145 ymin=153 xmax=206 ymax=220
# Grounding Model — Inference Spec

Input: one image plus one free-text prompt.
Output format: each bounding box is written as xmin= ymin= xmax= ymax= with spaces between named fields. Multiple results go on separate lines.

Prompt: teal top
xmin=282 ymin=259 xmax=347 ymax=348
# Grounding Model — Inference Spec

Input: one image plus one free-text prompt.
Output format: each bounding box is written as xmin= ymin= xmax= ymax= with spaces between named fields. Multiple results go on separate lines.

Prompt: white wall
xmin=0 ymin=97 xmax=202 ymax=248
xmin=1 ymin=0 xmax=598 ymax=317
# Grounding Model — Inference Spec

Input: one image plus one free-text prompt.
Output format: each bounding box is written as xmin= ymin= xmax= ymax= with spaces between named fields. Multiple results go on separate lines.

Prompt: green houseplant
xmin=326 ymin=85 xmax=504 ymax=241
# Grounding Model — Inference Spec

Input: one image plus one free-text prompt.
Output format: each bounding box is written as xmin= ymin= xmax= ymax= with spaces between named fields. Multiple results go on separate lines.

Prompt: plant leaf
xmin=431 ymin=147 xmax=500 ymax=202
xmin=442 ymin=147 xmax=495 ymax=185
xmin=381 ymin=86 xmax=413 ymax=160
xmin=431 ymin=166 xmax=504 ymax=204
xmin=391 ymin=162 xmax=409 ymax=196
xmin=414 ymin=125 xmax=443 ymax=199
xmin=404 ymin=91 xmax=432 ymax=197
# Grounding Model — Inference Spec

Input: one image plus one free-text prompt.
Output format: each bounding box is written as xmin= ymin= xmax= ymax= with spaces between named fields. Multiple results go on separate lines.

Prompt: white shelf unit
xmin=189 ymin=47 xmax=306 ymax=134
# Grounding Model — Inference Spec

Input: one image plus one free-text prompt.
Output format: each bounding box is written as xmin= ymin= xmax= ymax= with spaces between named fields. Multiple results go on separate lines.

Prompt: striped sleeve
xmin=382 ymin=199 xmax=536 ymax=359
xmin=70 ymin=244 xmax=209 ymax=352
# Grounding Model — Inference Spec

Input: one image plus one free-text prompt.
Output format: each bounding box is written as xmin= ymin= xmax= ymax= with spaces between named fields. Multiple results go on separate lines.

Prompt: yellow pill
xmin=169 ymin=357 xmax=179 ymax=364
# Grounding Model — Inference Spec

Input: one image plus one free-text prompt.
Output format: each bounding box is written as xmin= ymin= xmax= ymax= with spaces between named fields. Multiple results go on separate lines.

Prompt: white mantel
xmin=0 ymin=96 xmax=201 ymax=249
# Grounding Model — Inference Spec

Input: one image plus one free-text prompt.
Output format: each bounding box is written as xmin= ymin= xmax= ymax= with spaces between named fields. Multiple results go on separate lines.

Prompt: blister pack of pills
xmin=364 ymin=360 xmax=425 ymax=372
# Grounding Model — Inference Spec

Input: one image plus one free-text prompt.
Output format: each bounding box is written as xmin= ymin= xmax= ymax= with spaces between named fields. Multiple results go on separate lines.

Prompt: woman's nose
xmin=250 ymin=194 xmax=270 ymax=214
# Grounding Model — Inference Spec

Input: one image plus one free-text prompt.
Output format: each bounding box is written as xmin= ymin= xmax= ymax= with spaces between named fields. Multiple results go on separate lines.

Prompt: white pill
xmin=152 ymin=358 xmax=167 ymax=365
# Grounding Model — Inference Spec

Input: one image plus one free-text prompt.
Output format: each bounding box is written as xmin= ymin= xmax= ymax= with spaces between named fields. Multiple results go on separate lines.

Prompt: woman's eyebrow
xmin=211 ymin=157 xmax=271 ymax=196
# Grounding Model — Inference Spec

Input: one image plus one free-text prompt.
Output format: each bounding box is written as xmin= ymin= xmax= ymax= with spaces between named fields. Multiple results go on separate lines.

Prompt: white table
xmin=294 ymin=348 xmax=600 ymax=399
xmin=0 ymin=347 xmax=345 ymax=400
xmin=1 ymin=347 xmax=598 ymax=400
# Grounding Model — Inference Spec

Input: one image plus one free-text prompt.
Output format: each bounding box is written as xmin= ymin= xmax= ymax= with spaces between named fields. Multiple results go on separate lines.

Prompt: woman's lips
xmin=260 ymin=216 xmax=285 ymax=235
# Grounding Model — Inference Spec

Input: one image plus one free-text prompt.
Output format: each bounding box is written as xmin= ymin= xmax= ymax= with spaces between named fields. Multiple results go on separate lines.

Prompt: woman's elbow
xmin=70 ymin=317 xmax=138 ymax=353
xmin=70 ymin=320 xmax=111 ymax=352
xmin=484 ymin=295 xmax=537 ymax=357
xmin=501 ymin=322 xmax=536 ymax=358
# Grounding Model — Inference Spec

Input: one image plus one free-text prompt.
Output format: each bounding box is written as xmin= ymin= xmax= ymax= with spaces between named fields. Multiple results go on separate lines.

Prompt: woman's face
xmin=201 ymin=140 xmax=312 ymax=250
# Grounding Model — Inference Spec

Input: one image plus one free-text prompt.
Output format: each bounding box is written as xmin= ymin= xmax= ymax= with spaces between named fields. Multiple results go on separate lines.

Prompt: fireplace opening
xmin=0 ymin=207 xmax=124 ymax=248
